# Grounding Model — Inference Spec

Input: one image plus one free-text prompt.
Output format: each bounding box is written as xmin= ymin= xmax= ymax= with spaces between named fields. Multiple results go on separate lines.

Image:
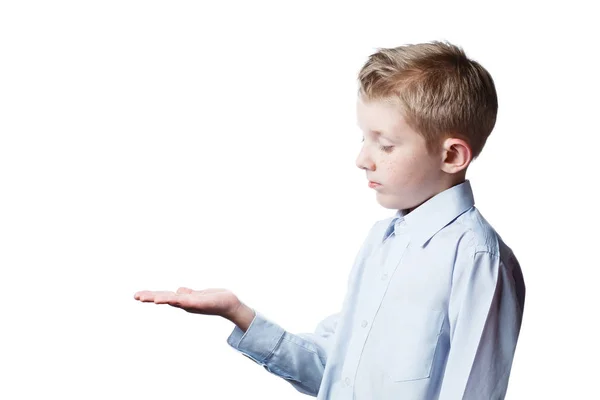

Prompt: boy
xmin=134 ymin=41 xmax=526 ymax=399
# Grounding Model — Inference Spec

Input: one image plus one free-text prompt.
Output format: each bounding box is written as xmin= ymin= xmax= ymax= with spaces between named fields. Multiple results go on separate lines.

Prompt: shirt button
xmin=361 ymin=320 xmax=368 ymax=328
xmin=381 ymin=273 xmax=388 ymax=280
xmin=344 ymin=377 xmax=351 ymax=385
xmin=395 ymin=219 xmax=406 ymax=232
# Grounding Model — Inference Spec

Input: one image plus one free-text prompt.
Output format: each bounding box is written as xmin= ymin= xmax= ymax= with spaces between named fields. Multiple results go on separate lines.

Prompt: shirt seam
xmin=263 ymin=330 xmax=286 ymax=363
xmin=279 ymin=335 xmax=327 ymax=365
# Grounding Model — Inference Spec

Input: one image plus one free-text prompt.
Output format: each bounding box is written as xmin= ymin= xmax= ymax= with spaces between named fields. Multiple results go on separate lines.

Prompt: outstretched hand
xmin=133 ymin=287 xmax=242 ymax=319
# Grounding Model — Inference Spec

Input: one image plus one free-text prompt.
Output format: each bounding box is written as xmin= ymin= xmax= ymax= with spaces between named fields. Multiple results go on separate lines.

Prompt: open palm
xmin=134 ymin=287 xmax=242 ymax=318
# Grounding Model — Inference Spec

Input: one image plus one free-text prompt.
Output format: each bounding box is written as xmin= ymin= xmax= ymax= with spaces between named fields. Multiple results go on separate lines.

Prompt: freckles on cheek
xmin=384 ymin=157 xmax=416 ymax=184
xmin=385 ymin=163 xmax=396 ymax=175
xmin=384 ymin=163 xmax=404 ymax=182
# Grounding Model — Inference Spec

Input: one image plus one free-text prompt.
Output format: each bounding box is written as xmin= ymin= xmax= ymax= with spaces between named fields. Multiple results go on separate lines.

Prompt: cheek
xmin=383 ymin=154 xmax=419 ymax=181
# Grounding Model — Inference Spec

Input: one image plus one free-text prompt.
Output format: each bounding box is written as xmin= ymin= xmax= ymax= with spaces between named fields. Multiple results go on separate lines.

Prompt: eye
xmin=380 ymin=145 xmax=394 ymax=152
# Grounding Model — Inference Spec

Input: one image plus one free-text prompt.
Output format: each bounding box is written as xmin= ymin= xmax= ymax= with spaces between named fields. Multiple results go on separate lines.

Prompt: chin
xmin=375 ymin=192 xmax=408 ymax=210
xmin=375 ymin=191 xmax=425 ymax=211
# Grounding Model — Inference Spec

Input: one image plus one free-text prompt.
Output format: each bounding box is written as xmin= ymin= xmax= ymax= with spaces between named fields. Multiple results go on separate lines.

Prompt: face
xmin=355 ymin=96 xmax=446 ymax=211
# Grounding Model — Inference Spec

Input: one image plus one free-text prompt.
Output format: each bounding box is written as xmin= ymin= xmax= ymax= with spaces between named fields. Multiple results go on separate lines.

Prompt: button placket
xmin=339 ymin=222 xmax=409 ymax=394
xmin=380 ymin=217 xmax=408 ymax=283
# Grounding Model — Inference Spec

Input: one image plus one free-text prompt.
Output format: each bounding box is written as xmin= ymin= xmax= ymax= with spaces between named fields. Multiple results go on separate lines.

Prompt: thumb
xmin=176 ymin=287 xmax=194 ymax=294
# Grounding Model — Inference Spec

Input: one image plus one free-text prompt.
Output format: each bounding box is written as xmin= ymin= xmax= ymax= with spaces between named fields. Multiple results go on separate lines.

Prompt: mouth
xmin=368 ymin=181 xmax=381 ymax=189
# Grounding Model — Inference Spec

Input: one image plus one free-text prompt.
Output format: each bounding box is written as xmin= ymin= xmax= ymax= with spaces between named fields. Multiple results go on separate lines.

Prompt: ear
xmin=440 ymin=137 xmax=472 ymax=174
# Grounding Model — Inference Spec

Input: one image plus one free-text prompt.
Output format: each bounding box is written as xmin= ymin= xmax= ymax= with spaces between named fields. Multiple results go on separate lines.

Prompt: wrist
xmin=227 ymin=302 xmax=256 ymax=332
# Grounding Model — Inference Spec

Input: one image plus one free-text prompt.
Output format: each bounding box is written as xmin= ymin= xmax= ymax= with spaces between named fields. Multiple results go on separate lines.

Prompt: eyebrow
xmin=365 ymin=130 xmax=395 ymax=142
xmin=357 ymin=122 xmax=398 ymax=143
xmin=357 ymin=123 xmax=383 ymax=136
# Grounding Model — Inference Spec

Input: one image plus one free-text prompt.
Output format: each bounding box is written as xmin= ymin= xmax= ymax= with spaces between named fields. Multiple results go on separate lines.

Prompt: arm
xmin=134 ymin=287 xmax=338 ymax=396
xmin=227 ymin=309 xmax=339 ymax=396
xmin=438 ymin=250 xmax=525 ymax=399
xmin=134 ymin=223 xmax=378 ymax=397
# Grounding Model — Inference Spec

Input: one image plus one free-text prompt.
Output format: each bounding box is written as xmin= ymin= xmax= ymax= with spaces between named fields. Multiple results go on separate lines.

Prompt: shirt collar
xmin=382 ymin=180 xmax=475 ymax=246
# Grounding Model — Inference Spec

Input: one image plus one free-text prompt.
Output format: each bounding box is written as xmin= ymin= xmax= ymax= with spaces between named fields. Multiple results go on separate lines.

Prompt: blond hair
xmin=358 ymin=41 xmax=497 ymax=158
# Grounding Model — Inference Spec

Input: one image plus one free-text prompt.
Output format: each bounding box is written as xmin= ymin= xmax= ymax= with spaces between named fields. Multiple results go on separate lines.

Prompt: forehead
xmin=356 ymin=96 xmax=406 ymax=133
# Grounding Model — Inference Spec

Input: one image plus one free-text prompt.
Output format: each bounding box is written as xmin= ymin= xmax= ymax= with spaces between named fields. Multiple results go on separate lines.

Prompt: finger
xmin=137 ymin=291 xmax=175 ymax=302
xmin=134 ymin=290 xmax=155 ymax=301
xmin=153 ymin=292 xmax=183 ymax=305
xmin=157 ymin=293 xmax=206 ymax=310
xmin=176 ymin=287 xmax=193 ymax=294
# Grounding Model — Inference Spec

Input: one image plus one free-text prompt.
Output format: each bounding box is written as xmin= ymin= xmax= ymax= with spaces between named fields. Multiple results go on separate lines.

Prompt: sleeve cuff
xmin=226 ymin=310 xmax=286 ymax=364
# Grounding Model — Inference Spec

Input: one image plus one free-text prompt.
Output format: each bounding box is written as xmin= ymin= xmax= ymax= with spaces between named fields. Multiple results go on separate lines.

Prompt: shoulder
xmin=448 ymin=207 xmax=521 ymax=281
xmin=450 ymin=208 xmax=526 ymax=311
xmin=451 ymin=207 xmax=503 ymax=256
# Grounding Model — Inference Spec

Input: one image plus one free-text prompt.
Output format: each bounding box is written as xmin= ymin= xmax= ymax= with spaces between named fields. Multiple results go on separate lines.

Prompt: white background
xmin=1 ymin=1 xmax=598 ymax=398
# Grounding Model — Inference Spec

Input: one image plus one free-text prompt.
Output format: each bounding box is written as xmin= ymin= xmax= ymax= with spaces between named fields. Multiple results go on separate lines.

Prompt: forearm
xmin=227 ymin=311 xmax=338 ymax=396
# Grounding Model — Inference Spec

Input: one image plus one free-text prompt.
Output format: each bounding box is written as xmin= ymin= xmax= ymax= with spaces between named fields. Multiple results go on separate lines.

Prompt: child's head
xmin=355 ymin=41 xmax=497 ymax=211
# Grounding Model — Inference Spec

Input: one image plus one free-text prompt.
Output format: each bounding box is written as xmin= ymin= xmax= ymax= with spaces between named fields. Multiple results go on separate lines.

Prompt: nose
xmin=355 ymin=145 xmax=375 ymax=171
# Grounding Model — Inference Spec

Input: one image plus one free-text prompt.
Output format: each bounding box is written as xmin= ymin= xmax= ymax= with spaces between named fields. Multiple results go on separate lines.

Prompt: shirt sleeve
xmin=227 ymin=310 xmax=339 ymax=396
xmin=438 ymin=249 xmax=525 ymax=400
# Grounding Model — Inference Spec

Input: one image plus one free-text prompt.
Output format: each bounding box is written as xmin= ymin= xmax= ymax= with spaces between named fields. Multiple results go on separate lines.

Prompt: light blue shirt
xmin=227 ymin=180 xmax=526 ymax=399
